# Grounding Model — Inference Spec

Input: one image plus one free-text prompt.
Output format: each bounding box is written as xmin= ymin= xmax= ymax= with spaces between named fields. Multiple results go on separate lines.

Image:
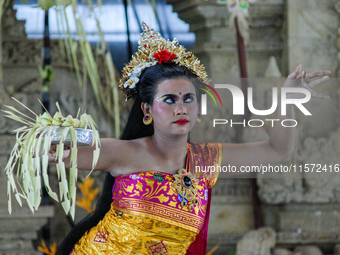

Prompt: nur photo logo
xmin=201 ymin=83 xmax=313 ymax=128
xmin=200 ymin=84 xmax=223 ymax=115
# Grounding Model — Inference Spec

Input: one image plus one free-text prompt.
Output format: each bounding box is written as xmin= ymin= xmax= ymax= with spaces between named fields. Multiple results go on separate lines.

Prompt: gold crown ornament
xmin=119 ymin=22 xmax=210 ymax=100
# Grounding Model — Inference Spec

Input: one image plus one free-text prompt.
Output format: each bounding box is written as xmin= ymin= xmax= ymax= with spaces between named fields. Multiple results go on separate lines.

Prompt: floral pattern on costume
xmin=154 ymin=173 xmax=165 ymax=182
xmin=93 ymin=231 xmax=107 ymax=244
xmin=129 ymin=174 xmax=140 ymax=180
xmin=148 ymin=241 xmax=169 ymax=255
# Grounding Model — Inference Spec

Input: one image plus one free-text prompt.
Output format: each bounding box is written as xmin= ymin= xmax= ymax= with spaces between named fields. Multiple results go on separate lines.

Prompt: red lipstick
xmin=174 ymin=119 xmax=189 ymax=125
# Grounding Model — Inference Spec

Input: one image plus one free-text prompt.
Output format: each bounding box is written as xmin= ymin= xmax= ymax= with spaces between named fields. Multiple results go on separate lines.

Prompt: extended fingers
xmin=48 ymin=144 xmax=57 ymax=154
xmin=302 ymin=75 xmax=330 ymax=99
xmin=286 ymin=66 xmax=331 ymax=99
xmin=309 ymin=90 xmax=330 ymax=99
xmin=287 ymin=64 xmax=302 ymax=78
xmin=306 ymin=70 xmax=331 ymax=79
xmin=63 ymin=148 xmax=71 ymax=159
xmin=306 ymin=75 xmax=329 ymax=89
xmin=48 ymin=147 xmax=57 ymax=162
xmin=48 ymin=144 xmax=70 ymax=161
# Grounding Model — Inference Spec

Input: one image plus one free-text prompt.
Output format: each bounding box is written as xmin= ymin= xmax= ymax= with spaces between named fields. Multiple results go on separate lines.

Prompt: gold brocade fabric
xmin=72 ymin=143 xmax=222 ymax=255
xmin=72 ymin=203 xmax=197 ymax=255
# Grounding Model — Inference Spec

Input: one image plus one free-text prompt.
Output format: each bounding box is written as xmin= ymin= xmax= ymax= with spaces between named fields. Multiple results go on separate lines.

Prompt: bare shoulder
xmin=99 ymin=137 xmax=148 ymax=172
xmin=100 ymin=137 xmax=146 ymax=151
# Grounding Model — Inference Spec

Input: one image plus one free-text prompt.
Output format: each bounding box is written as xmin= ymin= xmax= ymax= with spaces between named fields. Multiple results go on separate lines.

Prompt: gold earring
xmin=143 ymin=114 xmax=153 ymax=125
xmin=197 ymin=114 xmax=201 ymax=123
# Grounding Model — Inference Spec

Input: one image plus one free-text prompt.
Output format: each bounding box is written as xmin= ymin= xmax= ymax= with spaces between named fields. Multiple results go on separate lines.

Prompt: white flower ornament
xmin=124 ymin=76 xmax=140 ymax=89
xmin=125 ymin=61 xmax=158 ymax=90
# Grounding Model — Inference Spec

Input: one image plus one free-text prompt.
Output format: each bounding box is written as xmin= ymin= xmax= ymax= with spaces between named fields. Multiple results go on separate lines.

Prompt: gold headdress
xmin=119 ymin=22 xmax=210 ymax=100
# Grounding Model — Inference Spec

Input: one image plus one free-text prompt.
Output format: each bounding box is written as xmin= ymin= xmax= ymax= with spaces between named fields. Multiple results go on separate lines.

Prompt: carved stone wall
xmin=258 ymin=1 xmax=339 ymax=202
xmin=255 ymin=3 xmax=340 ymax=253
xmin=168 ymin=0 xmax=340 ymax=254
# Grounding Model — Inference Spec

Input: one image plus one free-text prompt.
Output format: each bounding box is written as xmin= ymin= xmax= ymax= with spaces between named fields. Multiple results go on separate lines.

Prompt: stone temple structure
xmin=1 ymin=0 xmax=340 ymax=254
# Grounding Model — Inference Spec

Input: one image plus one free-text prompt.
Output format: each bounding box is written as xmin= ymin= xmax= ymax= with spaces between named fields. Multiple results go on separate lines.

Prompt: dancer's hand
xmin=47 ymin=144 xmax=71 ymax=163
xmin=283 ymin=64 xmax=331 ymax=99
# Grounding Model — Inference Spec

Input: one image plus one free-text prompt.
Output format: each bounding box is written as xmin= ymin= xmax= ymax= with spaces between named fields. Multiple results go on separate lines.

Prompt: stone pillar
xmin=167 ymin=0 xmax=237 ymax=82
xmin=167 ymin=0 xmax=284 ymax=81
xmin=0 ymin=4 xmax=55 ymax=254
xmin=286 ymin=0 xmax=337 ymax=73
xmin=284 ymin=0 xmax=338 ymax=136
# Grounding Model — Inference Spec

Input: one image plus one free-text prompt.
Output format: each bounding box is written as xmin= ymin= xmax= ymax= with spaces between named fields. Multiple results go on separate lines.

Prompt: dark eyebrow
xmin=183 ymin=93 xmax=196 ymax=98
xmin=161 ymin=94 xmax=178 ymax=98
xmin=160 ymin=93 xmax=196 ymax=99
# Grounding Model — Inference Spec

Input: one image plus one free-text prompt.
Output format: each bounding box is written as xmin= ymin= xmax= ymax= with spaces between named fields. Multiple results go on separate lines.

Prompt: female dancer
xmin=55 ymin=23 xmax=330 ymax=255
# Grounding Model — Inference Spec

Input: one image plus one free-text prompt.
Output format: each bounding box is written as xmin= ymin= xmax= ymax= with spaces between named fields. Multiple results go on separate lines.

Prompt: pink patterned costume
xmin=72 ymin=143 xmax=222 ymax=255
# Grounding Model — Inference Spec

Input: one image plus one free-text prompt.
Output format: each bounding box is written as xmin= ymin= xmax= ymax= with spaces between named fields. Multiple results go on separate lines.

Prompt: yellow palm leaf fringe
xmin=2 ymin=98 xmax=101 ymax=220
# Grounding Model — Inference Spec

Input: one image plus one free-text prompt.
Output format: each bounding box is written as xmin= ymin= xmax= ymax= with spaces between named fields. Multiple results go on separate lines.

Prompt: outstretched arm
xmin=48 ymin=138 xmax=129 ymax=172
xmin=220 ymin=64 xmax=331 ymax=176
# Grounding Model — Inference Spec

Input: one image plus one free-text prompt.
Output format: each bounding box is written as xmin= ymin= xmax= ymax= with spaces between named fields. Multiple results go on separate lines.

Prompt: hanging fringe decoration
xmin=2 ymin=98 xmax=101 ymax=220
xmin=227 ymin=0 xmax=250 ymax=44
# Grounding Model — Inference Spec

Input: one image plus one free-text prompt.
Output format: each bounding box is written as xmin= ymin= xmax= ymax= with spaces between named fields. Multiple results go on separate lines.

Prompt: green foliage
xmin=226 ymin=248 xmax=237 ymax=255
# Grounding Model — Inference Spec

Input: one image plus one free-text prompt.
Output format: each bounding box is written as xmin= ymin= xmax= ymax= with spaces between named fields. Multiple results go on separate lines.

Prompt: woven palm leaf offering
xmin=2 ymin=98 xmax=101 ymax=219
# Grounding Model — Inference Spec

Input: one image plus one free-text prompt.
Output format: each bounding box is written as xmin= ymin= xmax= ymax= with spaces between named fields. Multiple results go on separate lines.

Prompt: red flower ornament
xmin=153 ymin=50 xmax=176 ymax=64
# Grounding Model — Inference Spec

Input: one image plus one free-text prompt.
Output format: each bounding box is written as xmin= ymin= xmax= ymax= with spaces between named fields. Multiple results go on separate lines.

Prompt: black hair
xmin=56 ymin=63 xmax=202 ymax=254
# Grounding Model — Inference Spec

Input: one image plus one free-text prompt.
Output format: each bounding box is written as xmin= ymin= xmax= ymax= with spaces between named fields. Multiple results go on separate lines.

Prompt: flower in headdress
xmin=129 ymin=64 xmax=146 ymax=78
xmin=124 ymin=76 xmax=139 ymax=89
xmin=153 ymin=50 xmax=176 ymax=64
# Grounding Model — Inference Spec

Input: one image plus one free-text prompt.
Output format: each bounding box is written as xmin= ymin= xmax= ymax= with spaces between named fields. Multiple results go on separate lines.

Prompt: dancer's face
xmin=146 ymin=78 xmax=199 ymax=137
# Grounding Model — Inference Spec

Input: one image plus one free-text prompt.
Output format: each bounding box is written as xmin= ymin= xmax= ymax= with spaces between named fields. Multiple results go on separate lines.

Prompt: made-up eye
xmin=163 ymin=97 xmax=176 ymax=104
xmin=184 ymin=95 xmax=195 ymax=103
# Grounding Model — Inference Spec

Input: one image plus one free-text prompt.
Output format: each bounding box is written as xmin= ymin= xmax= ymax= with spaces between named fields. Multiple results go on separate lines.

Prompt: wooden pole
xmin=42 ymin=10 xmax=51 ymax=112
xmin=235 ymin=17 xmax=249 ymax=121
xmin=235 ymin=17 xmax=263 ymax=229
